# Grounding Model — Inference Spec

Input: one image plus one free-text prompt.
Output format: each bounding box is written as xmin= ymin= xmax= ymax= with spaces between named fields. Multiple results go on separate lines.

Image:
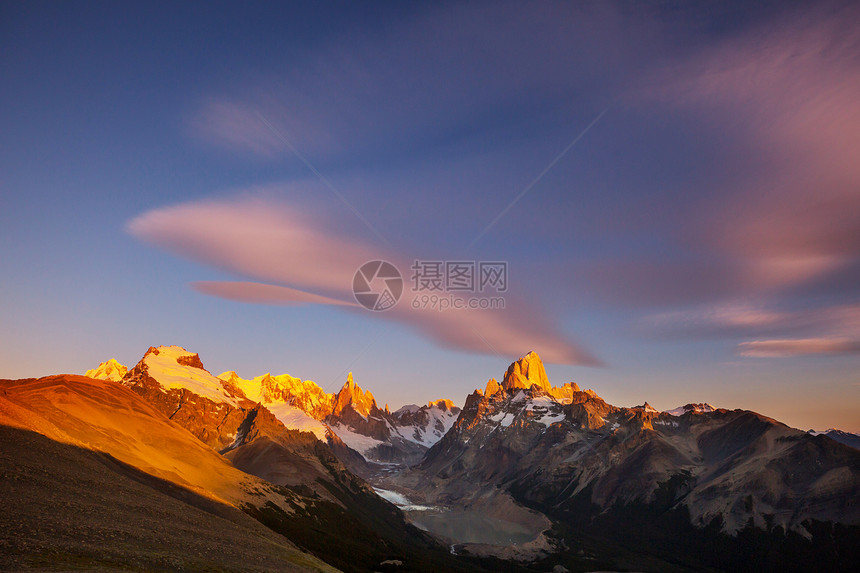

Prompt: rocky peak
xmin=484 ymin=377 xmax=501 ymax=396
xmin=84 ymin=358 xmax=128 ymax=382
xmin=634 ymin=402 xmax=658 ymax=413
xmin=429 ymin=398 xmax=455 ymax=411
xmin=333 ymin=372 xmax=377 ymax=417
xmin=218 ymin=370 xmax=241 ymax=385
xmin=501 ymin=351 xmax=552 ymax=393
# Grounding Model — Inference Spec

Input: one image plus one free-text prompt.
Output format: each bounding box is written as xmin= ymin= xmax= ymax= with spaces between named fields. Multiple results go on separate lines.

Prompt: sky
xmin=1 ymin=0 xmax=859 ymax=432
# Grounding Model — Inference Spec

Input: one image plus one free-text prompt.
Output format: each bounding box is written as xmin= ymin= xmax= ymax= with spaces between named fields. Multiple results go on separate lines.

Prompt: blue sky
xmin=2 ymin=1 xmax=859 ymax=431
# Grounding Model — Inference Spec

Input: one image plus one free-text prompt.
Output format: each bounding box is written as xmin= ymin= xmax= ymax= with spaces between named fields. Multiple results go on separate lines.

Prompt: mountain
xmin=213 ymin=367 xmax=460 ymax=468
xmin=664 ymin=402 xmax=717 ymax=416
xmin=391 ymin=399 xmax=461 ymax=448
xmin=84 ymin=358 xmax=127 ymax=381
xmin=111 ymin=345 xmax=487 ymax=572
xmin=87 ymin=351 xmax=460 ymax=468
xmin=66 ymin=346 xmax=859 ymax=571
xmin=810 ymin=428 xmax=860 ymax=450
xmin=383 ymin=351 xmax=860 ymax=572
xmin=325 ymin=375 xmax=460 ymax=467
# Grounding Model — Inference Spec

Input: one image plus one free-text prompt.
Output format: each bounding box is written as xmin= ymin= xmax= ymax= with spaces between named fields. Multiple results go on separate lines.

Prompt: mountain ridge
xmin=73 ymin=346 xmax=860 ymax=571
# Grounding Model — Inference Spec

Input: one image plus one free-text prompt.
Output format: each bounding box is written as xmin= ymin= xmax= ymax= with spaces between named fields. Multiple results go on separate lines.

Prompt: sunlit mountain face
xmin=3 ymin=1 xmax=860 ymax=571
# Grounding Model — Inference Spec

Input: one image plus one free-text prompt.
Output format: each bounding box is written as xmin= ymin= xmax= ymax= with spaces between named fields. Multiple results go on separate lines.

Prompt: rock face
xmin=84 ymin=358 xmax=127 ymax=382
xmin=501 ymin=351 xmax=550 ymax=392
xmin=326 ymin=373 xmax=391 ymax=443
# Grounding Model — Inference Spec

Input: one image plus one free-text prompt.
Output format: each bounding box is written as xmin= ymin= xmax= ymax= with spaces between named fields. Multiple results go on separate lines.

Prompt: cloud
xmin=127 ymin=194 xmax=599 ymax=365
xmin=575 ymin=5 xmax=860 ymax=317
xmin=738 ymin=338 xmax=860 ymax=358
xmin=191 ymin=281 xmax=356 ymax=307
xmin=645 ymin=303 xmax=860 ymax=338
xmin=652 ymin=5 xmax=860 ymax=292
xmin=645 ymin=301 xmax=860 ymax=359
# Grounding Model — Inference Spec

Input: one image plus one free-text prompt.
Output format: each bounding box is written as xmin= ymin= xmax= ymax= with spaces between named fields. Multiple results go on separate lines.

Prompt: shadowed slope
xmin=0 ymin=425 xmax=337 ymax=572
xmin=0 ymin=375 xmax=262 ymax=505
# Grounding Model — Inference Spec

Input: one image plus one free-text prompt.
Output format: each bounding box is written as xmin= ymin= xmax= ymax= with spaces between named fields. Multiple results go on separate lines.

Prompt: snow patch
xmin=330 ymin=423 xmax=385 ymax=458
xmin=265 ymin=402 xmax=328 ymax=440
xmin=373 ymin=488 xmax=435 ymax=511
xmin=489 ymin=411 xmax=515 ymax=427
xmin=533 ymin=412 xmax=566 ymax=426
xmin=665 ymin=403 xmax=716 ymax=416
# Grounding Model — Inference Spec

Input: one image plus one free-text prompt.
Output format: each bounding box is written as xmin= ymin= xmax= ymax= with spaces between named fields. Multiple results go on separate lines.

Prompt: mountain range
xmin=2 ymin=345 xmax=858 ymax=572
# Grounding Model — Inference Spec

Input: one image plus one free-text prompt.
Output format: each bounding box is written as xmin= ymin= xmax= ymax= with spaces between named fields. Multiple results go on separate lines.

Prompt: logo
xmin=352 ymin=260 xmax=403 ymax=311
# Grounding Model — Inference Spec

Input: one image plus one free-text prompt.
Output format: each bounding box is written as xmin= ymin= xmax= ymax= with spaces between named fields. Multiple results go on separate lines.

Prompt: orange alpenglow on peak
xmin=333 ymin=372 xmax=377 ymax=417
xmin=84 ymin=358 xmax=128 ymax=382
xmin=501 ymin=351 xmax=551 ymax=392
xmin=495 ymin=352 xmax=586 ymax=402
xmin=428 ymin=398 xmax=455 ymax=411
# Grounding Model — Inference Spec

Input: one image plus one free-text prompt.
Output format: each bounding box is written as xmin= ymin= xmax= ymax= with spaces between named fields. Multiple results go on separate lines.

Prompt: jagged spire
xmin=501 ymin=351 xmax=550 ymax=392
xmin=333 ymin=372 xmax=376 ymax=417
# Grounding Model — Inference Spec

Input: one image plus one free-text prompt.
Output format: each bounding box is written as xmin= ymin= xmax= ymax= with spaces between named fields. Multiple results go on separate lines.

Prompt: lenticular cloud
xmin=127 ymin=195 xmax=599 ymax=366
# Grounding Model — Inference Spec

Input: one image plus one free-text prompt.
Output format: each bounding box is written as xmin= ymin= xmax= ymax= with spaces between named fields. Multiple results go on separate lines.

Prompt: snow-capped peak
xmin=84 ymin=358 xmax=127 ymax=382
xmin=664 ymin=403 xmax=716 ymax=417
xmin=133 ymin=345 xmax=238 ymax=406
xmin=634 ymin=402 xmax=659 ymax=413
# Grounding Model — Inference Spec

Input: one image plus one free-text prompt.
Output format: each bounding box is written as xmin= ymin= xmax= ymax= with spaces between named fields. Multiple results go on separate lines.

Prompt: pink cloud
xmin=127 ymin=195 xmax=599 ymax=366
xmin=635 ymin=6 xmax=860 ymax=299
xmin=644 ymin=302 xmax=860 ymax=342
xmin=738 ymin=338 xmax=860 ymax=358
xmin=126 ymin=194 xmax=377 ymax=300
xmin=191 ymin=281 xmax=356 ymax=307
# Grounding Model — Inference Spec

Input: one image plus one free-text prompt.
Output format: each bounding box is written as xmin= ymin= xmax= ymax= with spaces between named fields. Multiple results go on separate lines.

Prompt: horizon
xmin=2 ymin=1 xmax=859 ymax=434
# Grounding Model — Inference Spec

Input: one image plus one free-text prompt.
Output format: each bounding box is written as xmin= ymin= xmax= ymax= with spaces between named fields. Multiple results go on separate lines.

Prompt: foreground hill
xmin=0 ymin=375 xmax=336 ymax=572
